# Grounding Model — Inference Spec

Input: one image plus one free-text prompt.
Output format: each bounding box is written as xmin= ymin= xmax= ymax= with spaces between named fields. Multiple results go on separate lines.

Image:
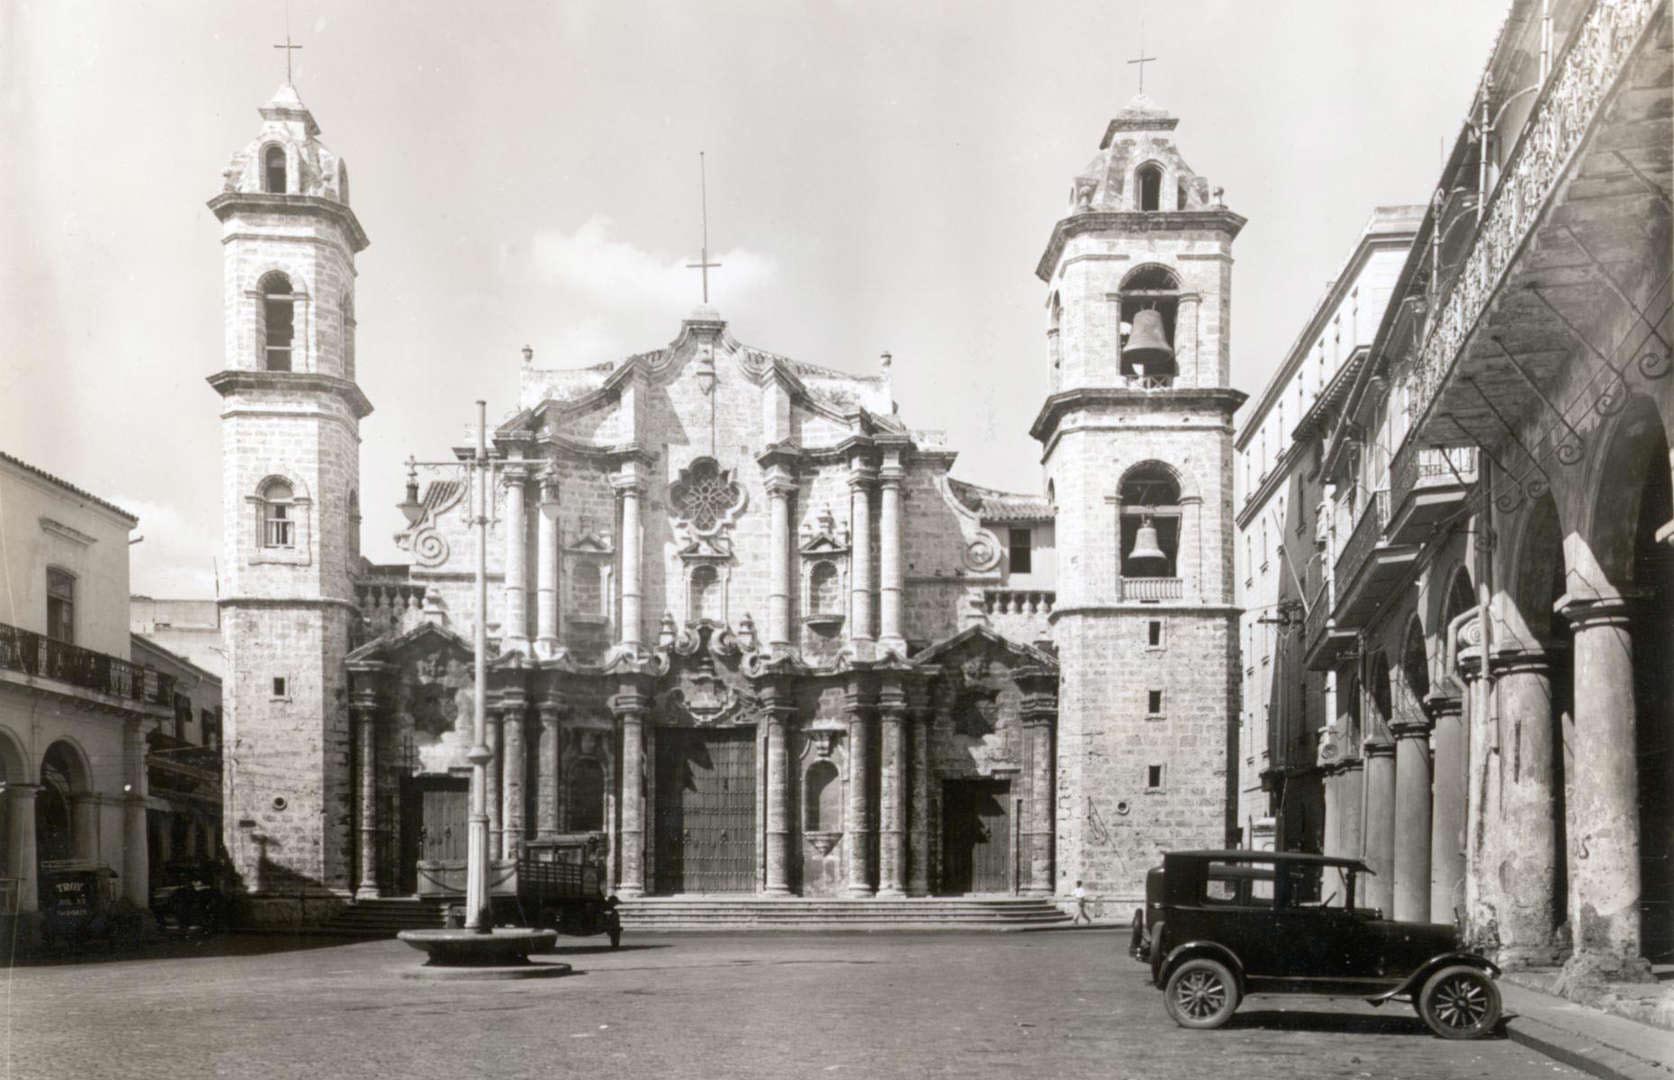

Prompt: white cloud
xmin=115 ymin=496 xmax=219 ymax=598
xmin=529 ymin=215 xmax=775 ymax=313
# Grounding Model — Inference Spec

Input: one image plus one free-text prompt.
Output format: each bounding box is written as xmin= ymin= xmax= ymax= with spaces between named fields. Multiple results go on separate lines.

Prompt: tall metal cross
xmin=1127 ymin=23 xmax=1156 ymax=95
xmin=686 ymin=152 xmax=721 ymax=304
xmin=274 ymin=32 xmax=303 ymax=82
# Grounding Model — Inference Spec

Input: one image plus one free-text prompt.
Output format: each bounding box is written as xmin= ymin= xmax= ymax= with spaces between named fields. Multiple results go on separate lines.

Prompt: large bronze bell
xmin=1127 ymin=516 xmax=1169 ymax=572
xmin=1122 ymin=307 xmax=1175 ymax=376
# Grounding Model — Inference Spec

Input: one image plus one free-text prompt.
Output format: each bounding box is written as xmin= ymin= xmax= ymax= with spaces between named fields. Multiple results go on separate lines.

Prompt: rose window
xmin=672 ymin=457 xmax=744 ymax=535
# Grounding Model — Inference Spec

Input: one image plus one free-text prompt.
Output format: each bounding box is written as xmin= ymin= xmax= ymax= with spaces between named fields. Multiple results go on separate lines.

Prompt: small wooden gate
xmin=941 ymin=779 xmax=1013 ymax=895
xmin=653 ymin=729 xmax=757 ymax=894
xmin=400 ymin=773 xmax=468 ymax=894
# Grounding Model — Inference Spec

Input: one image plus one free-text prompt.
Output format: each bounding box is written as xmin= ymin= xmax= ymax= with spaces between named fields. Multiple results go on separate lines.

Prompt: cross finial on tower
xmin=274 ymin=32 xmax=303 ymax=83
xmin=686 ymin=152 xmax=722 ymax=305
xmin=1127 ymin=21 xmax=1157 ymax=95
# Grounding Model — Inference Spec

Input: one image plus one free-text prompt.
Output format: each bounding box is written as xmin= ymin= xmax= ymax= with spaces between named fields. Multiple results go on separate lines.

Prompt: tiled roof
xmin=0 ymin=451 xmax=137 ymax=522
xmin=947 ymin=479 xmax=1054 ymax=521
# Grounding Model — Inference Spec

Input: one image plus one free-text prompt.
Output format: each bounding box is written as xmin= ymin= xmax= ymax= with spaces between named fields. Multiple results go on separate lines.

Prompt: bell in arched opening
xmin=1127 ymin=515 xmax=1169 ymax=573
xmin=1121 ymin=307 xmax=1174 ymax=377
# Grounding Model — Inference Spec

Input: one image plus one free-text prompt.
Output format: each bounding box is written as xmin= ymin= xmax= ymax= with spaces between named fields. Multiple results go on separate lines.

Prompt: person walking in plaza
xmin=1072 ymin=880 xmax=1092 ymax=925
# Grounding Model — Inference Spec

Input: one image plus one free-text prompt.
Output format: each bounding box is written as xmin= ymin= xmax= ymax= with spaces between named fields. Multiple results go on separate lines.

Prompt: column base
xmin=355 ymin=883 xmax=383 ymax=901
xmin=761 ymin=885 xmax=793 ymax=897
xmin=877 ymin=637 xmax=908 ymax=659
xmin=615 ymin=885 xmax=645 ymax=900
xmin=1558 ymin=949 xmax=1655 ymax=988
xmin=876 ymin=887 xmax=906 ymax=898
xmin=845 ymin=886 xmax=876 ymax=898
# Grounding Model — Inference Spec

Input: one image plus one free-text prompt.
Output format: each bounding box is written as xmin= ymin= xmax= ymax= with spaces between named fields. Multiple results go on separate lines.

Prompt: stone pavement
xmin=0 ymin=929 xmax=1607 ymax=1080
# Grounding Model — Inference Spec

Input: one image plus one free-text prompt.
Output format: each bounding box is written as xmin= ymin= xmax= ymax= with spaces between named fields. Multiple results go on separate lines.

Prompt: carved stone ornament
xmin=670 ymin=457 xmax=746 ymax=538
xmin=963 ymin=530 xmax=1003 ymax=573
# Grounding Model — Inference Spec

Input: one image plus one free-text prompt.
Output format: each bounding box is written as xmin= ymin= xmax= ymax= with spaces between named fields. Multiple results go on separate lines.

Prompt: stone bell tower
xmin=1032 ymin=95 xmax=1246 ymax=906
xmin=208 ymin=81 xmax=372 ymax=920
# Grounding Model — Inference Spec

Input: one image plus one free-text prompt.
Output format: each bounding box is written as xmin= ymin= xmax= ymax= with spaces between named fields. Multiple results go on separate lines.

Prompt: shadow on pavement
xmin=1227 ymin=1007 xmax=1508 ymax=1039
xmin=552 ymin=942 xmax=669 ymax=956
xmin=11 ymin=931 xmax=364 ymax=968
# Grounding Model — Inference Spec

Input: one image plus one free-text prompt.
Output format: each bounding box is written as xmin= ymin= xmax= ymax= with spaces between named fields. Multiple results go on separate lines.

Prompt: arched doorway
xmin=38 ymin=741 xmax=92 ymax=871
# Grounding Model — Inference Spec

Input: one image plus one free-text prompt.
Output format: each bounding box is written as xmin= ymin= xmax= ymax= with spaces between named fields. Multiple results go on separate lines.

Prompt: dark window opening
xmin=263 ymin=273 xmax=295 ymax=371
xmin=1137 ymin=164 xmax=1163 ymax=211
xmin=272 ymin=676 xmax=287 ymax=697
xmin=1147 ymin=620 xmax=1163 ymax=647
xmin=1148 ymin=690 xmax=1164 ymax=715
xmin=1008 ymin=528 xmax=1033 ymax=574
xmin=46 ymin=568 xmax=75 ymax=645
xmin=1119 ymin=463 xmax=1183 ymax=578
xmin=263 ymin=145 xmax=287 ymax=194
xmin=568 ymin=758 xmax=605 ymax=831
xmin=1147 ymin=764 xmax=1164 ymax=789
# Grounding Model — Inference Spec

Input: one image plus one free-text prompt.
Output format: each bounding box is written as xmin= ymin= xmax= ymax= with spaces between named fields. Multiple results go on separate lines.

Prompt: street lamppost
xmin=398 ymin=400 xmax=496 ymax=931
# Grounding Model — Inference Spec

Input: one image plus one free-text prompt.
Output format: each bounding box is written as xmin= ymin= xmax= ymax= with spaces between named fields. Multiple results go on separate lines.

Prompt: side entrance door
xmin=941 ymin=779 xmax=1013 ymax=894
xmin=400 ymin=774 xmax=468 ymax=894
xmin=653 ymin=728 xmax=757 ymax=894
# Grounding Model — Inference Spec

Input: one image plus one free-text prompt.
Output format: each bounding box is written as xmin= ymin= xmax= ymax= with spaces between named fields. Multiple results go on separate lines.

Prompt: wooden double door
xmin=653 ymin=728 xmax=757 ymax=894
xmin=941 ymin=779 xmax=1013 ymax=894
xmin=399 ymin=774 xmax=468 ymax=894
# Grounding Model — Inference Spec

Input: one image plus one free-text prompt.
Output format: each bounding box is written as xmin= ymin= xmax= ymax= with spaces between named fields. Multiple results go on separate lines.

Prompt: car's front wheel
xmin=1162 ymin=958 xmax=1240 ymax=1029
xmin=1417 ymin=965 xmax=1501 ymax=1039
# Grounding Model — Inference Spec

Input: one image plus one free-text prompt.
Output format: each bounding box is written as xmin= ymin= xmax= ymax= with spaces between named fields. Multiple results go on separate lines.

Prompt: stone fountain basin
xmin=397 ymin=927 xmax=559 ymax=966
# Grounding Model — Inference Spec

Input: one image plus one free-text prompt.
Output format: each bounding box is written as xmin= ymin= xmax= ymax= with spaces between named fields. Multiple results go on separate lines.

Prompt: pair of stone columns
xmin=503 ymin=464 xmax=565 ymax=655
xmin=847 ymin=450 xmax=908 ymax=656
xmin=483 ymin=692 xmax=571 ymax=862
xmin=843 ymin=686 xmax=914 ymax=897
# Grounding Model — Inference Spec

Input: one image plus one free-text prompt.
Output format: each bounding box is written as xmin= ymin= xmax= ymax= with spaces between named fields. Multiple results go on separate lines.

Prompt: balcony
xmin=1331 ymin=491 xmax=1418 ymax=631
xmin=1387 ymin=445 xmax=1479 ymax=545
xmin=1405 ymin=0 xmax=1669 ymax=454
xmin=983 ymin=589 xmax=1056 ymax=616
xmin=0 ymin=621 xmax=175 ymax=708
xmin=1303 ymin=585 xmax=1356 ymax=671
xmin=1120 ymin=577 xmax=1183 ymax=603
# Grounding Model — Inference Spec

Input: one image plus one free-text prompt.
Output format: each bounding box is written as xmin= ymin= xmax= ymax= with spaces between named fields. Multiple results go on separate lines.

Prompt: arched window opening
xmin=340 ymin=292 xmax=355 ymax=381
xmin=262 ymin=273 xmax=295 ymax=371
xmin=338 ymin=162 xmax=350 ymax=205
xmin=810 ymin=562 xmax=840 ymax=614
xmin=1368 ymin=652 xmax=1394 ymax=740
xmin=1137 ymin=163 xmax=1163 ymax=211
xmin=1118 ymin=264 xmax=1180 ymax=382
xmin=38 ymin=742 xmax=86 ymax=863
xmin=263 ymin=145 xmax=287 ymax=194
xmin=262 ymin=479 xmax=295 ymax=548
xmin=567 ymin=758 xmax=605 ymax=832
xmin=689 ymin=564 xmax=720 ymax=623
xmin=1119 ymin=463 xmax=1182 ymax=580
xmin=805 ymin=761 xmax=840 ymax=831
xmin=1048 ymin=292 xmax=1063 ymax=376
xmin=1399 ymin=619 xmax=1431 ymax=723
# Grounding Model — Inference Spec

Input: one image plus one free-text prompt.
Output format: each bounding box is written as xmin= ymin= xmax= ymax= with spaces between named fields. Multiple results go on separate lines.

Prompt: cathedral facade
xmin=213 ymin=83 xmax=1242 ymax=924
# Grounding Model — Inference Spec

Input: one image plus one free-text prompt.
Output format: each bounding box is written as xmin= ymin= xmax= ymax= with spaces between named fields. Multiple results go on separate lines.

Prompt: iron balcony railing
xmin=0 ymin=621 xmax=175 ymax=706
xmin=1405 ymin=0 xmax=1659 ymax=435
xmin=1120 ymin=577 xmax=1183 ymax=602
xmin=1304 ymin=584 xmax=1332 ymax=656
xmin=1334 ymin=490 xmax=1390 ymax=595
xmin=1391 ymin=444 xmax=1480 ymax=513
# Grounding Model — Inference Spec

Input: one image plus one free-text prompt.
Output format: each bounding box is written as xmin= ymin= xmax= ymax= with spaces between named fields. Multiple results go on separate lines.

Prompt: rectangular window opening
xmin=1008 ymin=527 xmax=1032 ymax=575
xmin=272 ymin=676 xmax=288 ymax=698
xmin=1147 ymin=620 xmax=1163 ymax=648
xmin=1147 ymin=690 xmax=1164 ymax=715
xmin=1146 ymin=764 xmax=1164 ymax=789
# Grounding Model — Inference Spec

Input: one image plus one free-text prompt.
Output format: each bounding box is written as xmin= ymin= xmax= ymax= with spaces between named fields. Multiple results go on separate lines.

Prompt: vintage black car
xmin=150 ymin=860 xmax=229 ymax=932
xmin=1129 ymin=850 xmax=1501 ymax=1039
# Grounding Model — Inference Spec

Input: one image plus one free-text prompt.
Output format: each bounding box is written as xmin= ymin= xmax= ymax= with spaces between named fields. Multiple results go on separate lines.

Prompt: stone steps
xmin=319 ymin=898 xmax=451 ymax=937
xmin=619 ymin=895 xmax=1072 ymax=932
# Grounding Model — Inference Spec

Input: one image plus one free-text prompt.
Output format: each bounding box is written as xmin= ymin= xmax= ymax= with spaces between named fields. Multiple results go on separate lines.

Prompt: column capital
xmin=1362 ymin=737 xmax=1395 ymax=759
xmin=1389 ymin=718 xmax=1433 ymax=741
xmin=1559 ymin=590 xmax=1643 ymax=631
xmin=495 ymin=684 xmax=529 ymax=712
xmin=848 ymin=463 xmax=878 ymax=488
xmin=1488 ymin=647 xmax=1552 ymax=678
xmin=611 ymin=474 xmax=646 ymax=496
xmin=500 ymin=461 xmax=534 ymax=486
xmin=3 ymin=782 xmax=43 ymax=798
xmin=610 ymin=687 xmax=651 ymax=718
xmin=1421 ymin=692 xmax=1463 ymax=720
xmin=536 ymin=689 xmax=569 ymax=718
xmin=763 ymin=471 xmax=799 ymax=497
xmin=877 ymin=464 xmax=905 ymax=488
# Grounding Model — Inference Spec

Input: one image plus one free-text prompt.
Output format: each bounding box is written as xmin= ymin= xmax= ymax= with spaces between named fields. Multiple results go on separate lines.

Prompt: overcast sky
xmin=2 ymin=1 xmax=1508 ymax=597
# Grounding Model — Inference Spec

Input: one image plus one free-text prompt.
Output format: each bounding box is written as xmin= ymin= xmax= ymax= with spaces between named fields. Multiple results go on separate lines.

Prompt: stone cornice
xmin=1036 ymin=209 xmax=1246 ymax=282
xmin=1030 ymin=386 xmax=1247 ymax=444
xmin=206 ymin=369 xmax=373 ymax=420
xmin=206 ymin=192 xmax=370 ymax=253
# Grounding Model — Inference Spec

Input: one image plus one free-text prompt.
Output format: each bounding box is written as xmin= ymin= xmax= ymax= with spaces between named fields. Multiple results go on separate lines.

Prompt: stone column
xmin=615 ymin=473 xmax=645 ymax=649
xmin=353 ymin=693 xmax=381 ymax=899
xmin=6 ymin=784 xmax=40 ymax=914
xmin=613 ymin=682 xmax=649 ymax=898
xmin=1176 ymin=292 xmax=1203 ymax=386
xmin=1361 ymin=738 xmax=1396 ymax=915
xmin=535 ymin=475 xmax=561 ymax=656
xmin=1427 ymin=695 xmax=1467 ymax=925
xmin=1019 ymin=667 xmax=1057 ymax=896
xmin=536 ymin=693 xmax=562 ymax=841
xmin=908 ymin=697 xmax=932 ymax=896
xmin=1337 ymin=756 xmax=1364 ymax=862
xmin=486 ymin=708 xmax=502 ymax=861
xmin=72 ymin=794 xmax=100 ymax=865
xmin=759 ymin=679 xmax=794 ymax=895
xmin=845 ymin=680 xmax=875 ymax=896
xmin=501 ymin=690 xmax=527 ymax=859
xmin=1560 ymin=595 xmax=1650 ymax=978
xmin=1490 ymin=648 xmax=1563 ymax=964
xmin=877 ymin=685 xmax=908 ymax=897
xmin=1460 ymin=643 xmax=1500 ymax=949
xmin=502 ymin=466 xmax=530 ymax=652
xmin=764 ymin=464 xmax=797 ymax=653
xmin=1391 ymin=718 xmax=1433 ymax=923
xmin=123 ymin=718 xmax=147 ymax=906
xmin=848 ymin=456 xmax=876 ymax=650
xmin=878 ymin=451 xmax=907 ymax=656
